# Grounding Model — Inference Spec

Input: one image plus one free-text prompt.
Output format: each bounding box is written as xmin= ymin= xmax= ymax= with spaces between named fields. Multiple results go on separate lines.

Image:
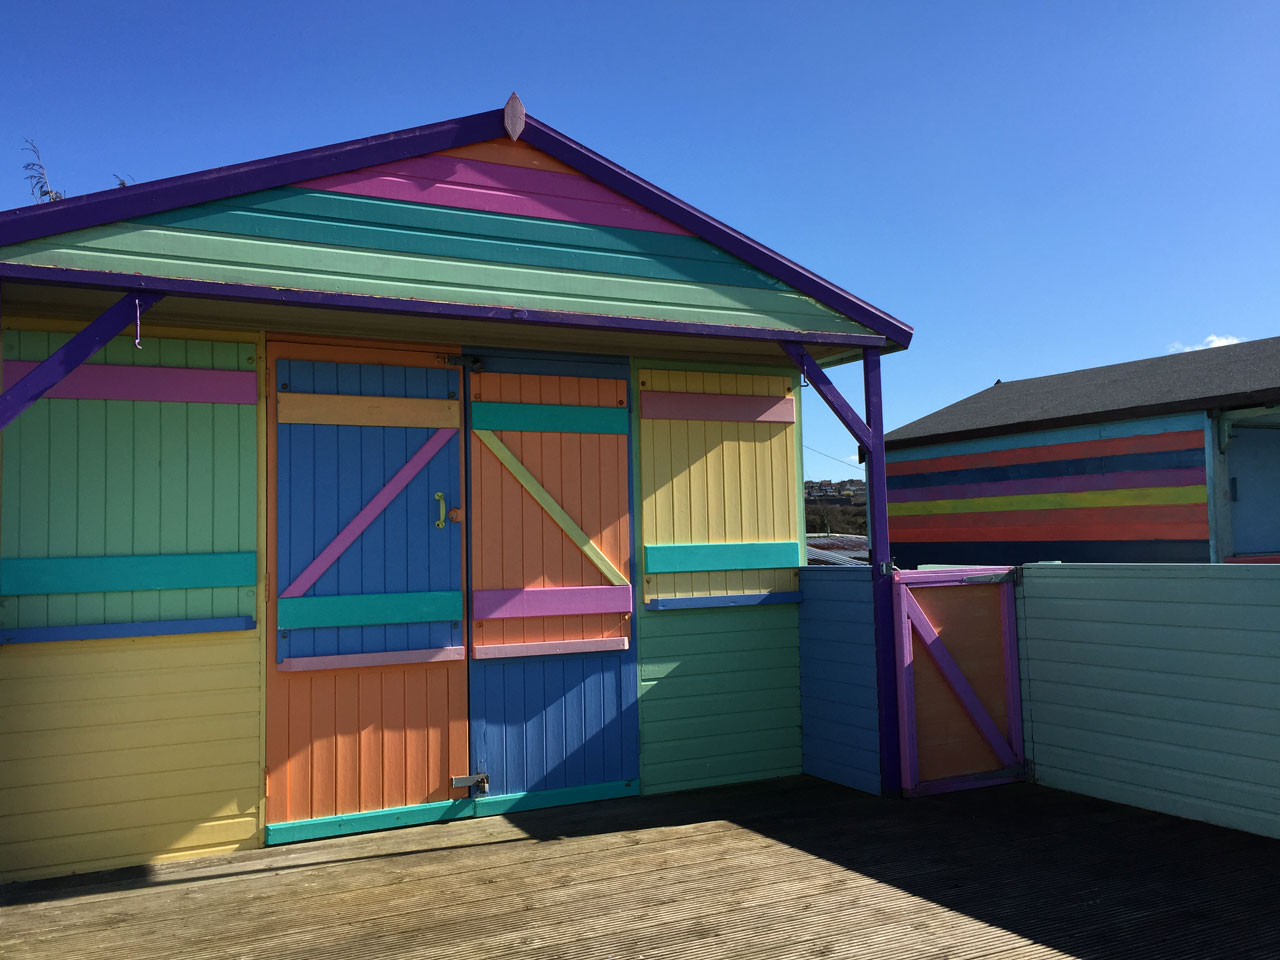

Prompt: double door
xmin=264 ymin=343 xmax=636 ymax=835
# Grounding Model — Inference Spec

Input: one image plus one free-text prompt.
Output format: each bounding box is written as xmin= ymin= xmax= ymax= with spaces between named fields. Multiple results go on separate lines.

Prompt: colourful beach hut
xmin=0 ymin=97 xmax=911 ymax=881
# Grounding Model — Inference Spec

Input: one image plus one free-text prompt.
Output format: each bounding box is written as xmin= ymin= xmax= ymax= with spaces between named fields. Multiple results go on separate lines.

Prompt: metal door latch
xmin=451 ymin=773 xmax=490 ymax=793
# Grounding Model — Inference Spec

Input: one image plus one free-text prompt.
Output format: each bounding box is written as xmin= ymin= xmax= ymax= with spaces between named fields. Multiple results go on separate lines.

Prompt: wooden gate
xmin=894 ymin=567 xmax=1024 ymax=795
xmin=265 ymin=343 xmax=469 ymax=832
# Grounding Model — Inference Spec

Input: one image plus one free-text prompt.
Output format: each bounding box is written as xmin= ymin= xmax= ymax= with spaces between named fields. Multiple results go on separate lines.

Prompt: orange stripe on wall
xmin=886 ymin=431 xmax=1206 ymax=477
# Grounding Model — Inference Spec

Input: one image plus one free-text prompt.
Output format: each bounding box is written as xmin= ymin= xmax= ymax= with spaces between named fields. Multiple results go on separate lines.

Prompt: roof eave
xmin=884 ymin=389 xmax=1280 ymax=450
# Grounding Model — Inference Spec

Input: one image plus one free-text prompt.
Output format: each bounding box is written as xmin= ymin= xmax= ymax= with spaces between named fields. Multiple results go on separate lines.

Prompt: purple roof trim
xmin=0 ymin=106 xmax=911 ymax=347
xmin=0 ymin=263 xmax=888 ymax=349
xmin=521 ymin=120 xmax=911 ymax=347
xmin=0 ymin=110 xmax=506 ymax=247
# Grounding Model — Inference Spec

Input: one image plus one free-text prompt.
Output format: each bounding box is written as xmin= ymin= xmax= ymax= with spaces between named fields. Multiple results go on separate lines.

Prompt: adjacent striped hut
xmin=884 ymin=337 xmax=1280 ymax=567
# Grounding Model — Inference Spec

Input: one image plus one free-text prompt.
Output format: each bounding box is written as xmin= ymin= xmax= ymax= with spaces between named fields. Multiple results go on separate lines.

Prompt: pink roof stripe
xmin=296 ymin=154 xmax=692 ymax=236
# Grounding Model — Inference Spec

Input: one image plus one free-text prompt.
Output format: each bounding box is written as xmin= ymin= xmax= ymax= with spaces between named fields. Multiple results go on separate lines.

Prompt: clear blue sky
xmin=3 ymin=2 xmax=1276 ymax=479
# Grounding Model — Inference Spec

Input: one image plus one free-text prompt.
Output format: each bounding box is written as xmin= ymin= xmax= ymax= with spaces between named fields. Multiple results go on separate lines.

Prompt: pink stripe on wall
xmin=296 ymin=154 xmax=692 ymax=236
xmin=472 ymin=585 xmax=634 ymax=620
xmin=640 ymin=391 xmax=796 ymax=423
xmin=4 ymin=361 xmax=257 ymax=404
xmin=278 ymin=646 xmax=465 ymax=671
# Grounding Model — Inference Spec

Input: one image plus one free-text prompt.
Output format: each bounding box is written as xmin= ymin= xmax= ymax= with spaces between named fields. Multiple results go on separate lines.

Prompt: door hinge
xmin=451 ymin=772 xmax=490 ymax=793
xmin=442 ymin=355 xmax=485 ymax=372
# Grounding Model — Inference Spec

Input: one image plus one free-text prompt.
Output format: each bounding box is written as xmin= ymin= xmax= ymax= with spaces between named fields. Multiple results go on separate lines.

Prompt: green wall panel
xmin=138 ymin=189 xmax=788 ymax=290
xmin=0 ymin=332 xmax=258 ymax=631
xmin=637 ymin=604 xmax=802 ymax=794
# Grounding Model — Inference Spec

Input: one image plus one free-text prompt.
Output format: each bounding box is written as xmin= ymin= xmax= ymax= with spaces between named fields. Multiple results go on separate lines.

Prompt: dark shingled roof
xmin=885 ymin=335 xmax=1280 ymax=449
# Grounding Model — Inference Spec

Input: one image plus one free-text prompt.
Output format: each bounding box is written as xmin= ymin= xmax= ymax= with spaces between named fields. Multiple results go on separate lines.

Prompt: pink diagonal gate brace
xmin=280 ymin=428 xmax=457 ymax=599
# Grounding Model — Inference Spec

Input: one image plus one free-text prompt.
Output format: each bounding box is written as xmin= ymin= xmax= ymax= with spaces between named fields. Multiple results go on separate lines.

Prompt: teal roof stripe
xmin=134 ymin=188 xmax=790 ymax=290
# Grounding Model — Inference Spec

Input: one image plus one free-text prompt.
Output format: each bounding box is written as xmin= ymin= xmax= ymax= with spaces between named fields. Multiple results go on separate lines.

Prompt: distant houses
xmin=804 ymin=478 xmax=867 ymax=504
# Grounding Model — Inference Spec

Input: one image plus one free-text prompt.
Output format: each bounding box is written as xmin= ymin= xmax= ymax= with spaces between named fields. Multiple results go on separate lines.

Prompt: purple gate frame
xmin=893 ymin=567 xmax=1025 ymax=796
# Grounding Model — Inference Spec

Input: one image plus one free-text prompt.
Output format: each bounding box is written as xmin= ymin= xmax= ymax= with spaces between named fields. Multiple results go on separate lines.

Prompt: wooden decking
xmin=3 ymin=777 xmax=1277 ymax=959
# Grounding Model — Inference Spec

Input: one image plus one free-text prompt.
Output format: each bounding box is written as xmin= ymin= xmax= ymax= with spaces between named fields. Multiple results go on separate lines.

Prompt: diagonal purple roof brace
xmin=0 ymin=291 xmax=163 ymax=431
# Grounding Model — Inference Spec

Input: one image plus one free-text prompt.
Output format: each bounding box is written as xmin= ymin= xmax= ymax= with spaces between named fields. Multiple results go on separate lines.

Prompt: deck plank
xmin=2 ymin=777 xmax=1277 ymax=959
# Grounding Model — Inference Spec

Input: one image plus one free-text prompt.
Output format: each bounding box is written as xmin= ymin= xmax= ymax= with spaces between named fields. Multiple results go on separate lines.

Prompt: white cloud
xmin=1167 ymin=334 xmax=1243 ymax=353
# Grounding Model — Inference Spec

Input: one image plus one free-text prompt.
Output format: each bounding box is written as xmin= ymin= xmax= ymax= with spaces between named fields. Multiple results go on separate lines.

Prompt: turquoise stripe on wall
xmin=137 ymin=189 xmax=786 ymax=290
xmin=886 ymin=413 xmax=1208 ymax=463
xmin=470 ymin=402 xmax=628 ymax=434
xmin=0 ymin=552 xmax=256 ymax=596
xmin=644 ymin=541 xmax=803 ymax=574
xmin=277 ymin=590 xmax=463 ymax=629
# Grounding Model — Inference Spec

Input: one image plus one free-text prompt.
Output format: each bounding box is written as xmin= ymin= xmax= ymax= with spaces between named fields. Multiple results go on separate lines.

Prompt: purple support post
xmin=782 ymin=341 xmax=901 ymax=795
xmin=0 ymin=291 xmax=163 ymax=431
xmin=862 ymin=346 xmax=902 ymax=795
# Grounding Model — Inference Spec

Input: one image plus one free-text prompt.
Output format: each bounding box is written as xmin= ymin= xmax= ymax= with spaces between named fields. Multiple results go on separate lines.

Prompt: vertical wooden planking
xmin=404 ymin=667 xmax=428 ymax=803
xmin=425 ymin=662 xmax=448 ymax=801
xmin=382 ymin=670 xmax=407 ymax=810
xmin=310 ymin=674 xmax=337 ymax=819
xmin=466 ymin=366 xmax=635 ymax=800
xmin=266 ymin=347 xmax=468 ymax=829
xmin=469 ymin=371 xmax=628 ymax=646
xmin=287 ymin=675 xmax=313 ymax=824
xmin=637 ymin=367 xmax=799 ymax=601
xmin=1 ymin=330 xmax=257 ymax=632
xmin=158 ymin=404 xmax=189 ymax=621
xmin=334 ymin=671 xmax=360 ymax=812
xmin=446 ymin=659 xmax=469 ymax=798
xmin=358 ymin=672 xmax=383 ymax=810
xmin=102 ymin=401 xmax=135 ymax=623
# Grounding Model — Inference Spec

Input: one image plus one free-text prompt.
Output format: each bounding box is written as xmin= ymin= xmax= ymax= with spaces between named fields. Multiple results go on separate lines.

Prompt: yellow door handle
xmin=435 ymin=491 xmax=447 ymax=529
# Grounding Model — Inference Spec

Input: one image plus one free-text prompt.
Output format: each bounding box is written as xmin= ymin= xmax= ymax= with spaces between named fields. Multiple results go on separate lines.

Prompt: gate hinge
xmin=451 ymin=772 xmax=490 ymax=793
xmin=961 ymin=571 xmax=1016 ymax=585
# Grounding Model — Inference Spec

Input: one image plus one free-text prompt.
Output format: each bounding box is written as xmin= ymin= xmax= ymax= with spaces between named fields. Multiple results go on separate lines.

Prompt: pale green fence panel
xmin=1018 ymin=563 xmax=1280 ymax=838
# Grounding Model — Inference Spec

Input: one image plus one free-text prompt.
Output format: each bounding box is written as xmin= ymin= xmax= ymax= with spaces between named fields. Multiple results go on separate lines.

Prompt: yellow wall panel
xmin=0 ymin=632 xmax=262 ymax=882
xmin=638 ymin=368 xmax=801 ymax=601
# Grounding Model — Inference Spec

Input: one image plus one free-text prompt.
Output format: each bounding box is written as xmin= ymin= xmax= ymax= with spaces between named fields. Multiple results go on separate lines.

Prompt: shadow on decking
xmin=500 ymin=777 xmax=1278 ymax=960
xmin=4 ymin=776 xmax=1277 ymax=959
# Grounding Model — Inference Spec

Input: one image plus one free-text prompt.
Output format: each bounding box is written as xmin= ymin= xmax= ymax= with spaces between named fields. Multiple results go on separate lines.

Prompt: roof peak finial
xmin=504 ymin=92 xmax=526 ymax=141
